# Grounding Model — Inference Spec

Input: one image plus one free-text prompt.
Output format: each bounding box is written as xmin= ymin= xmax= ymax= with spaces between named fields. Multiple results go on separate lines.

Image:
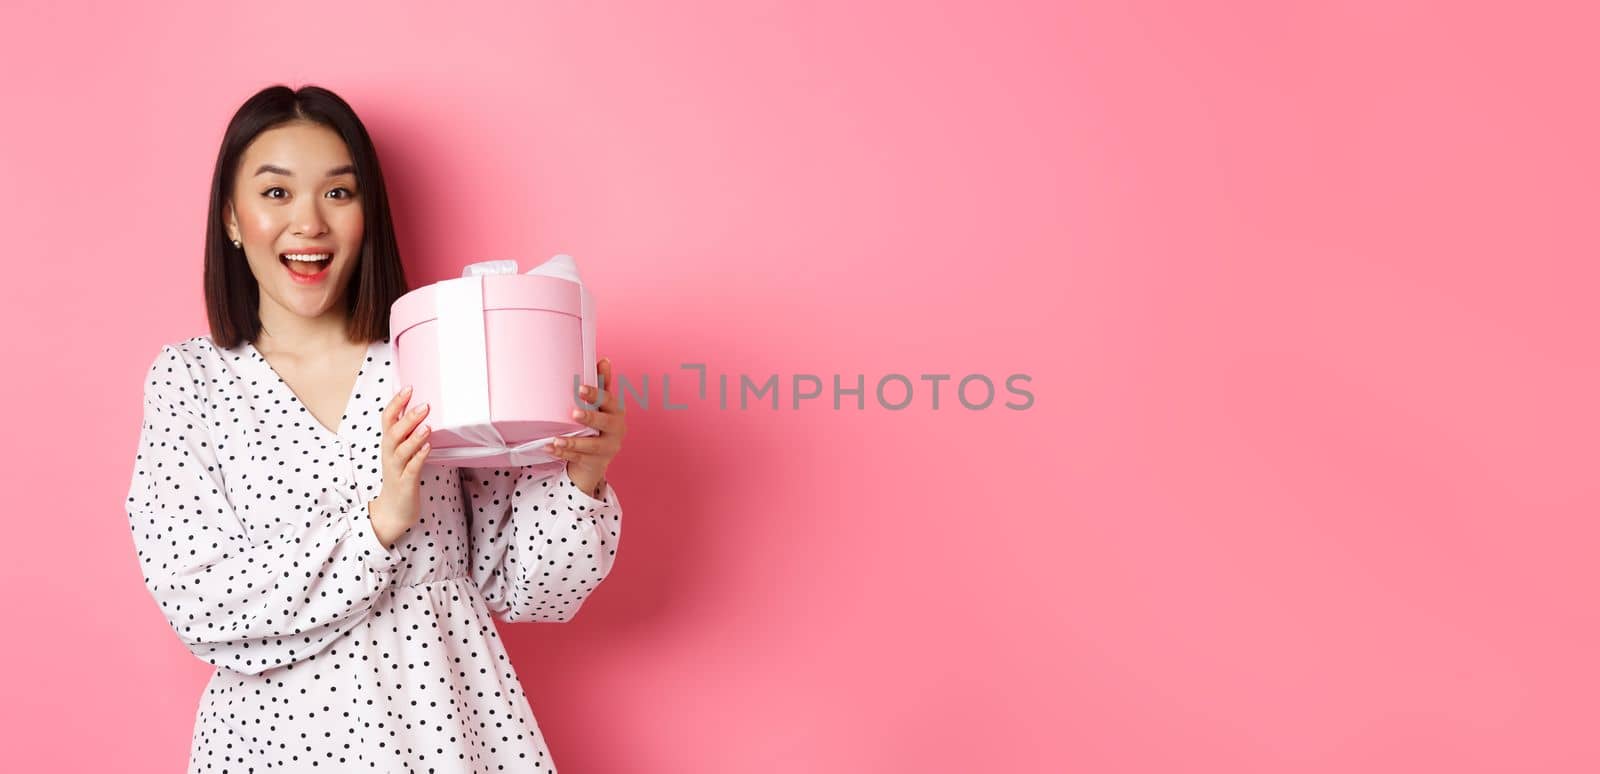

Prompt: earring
xmin=232 ymin=239 xmax=242 ymax=248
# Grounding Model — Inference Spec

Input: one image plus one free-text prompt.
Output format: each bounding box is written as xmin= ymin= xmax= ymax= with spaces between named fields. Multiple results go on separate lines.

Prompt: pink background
xmin=2 ymin=1 xmax=1597 ymax=771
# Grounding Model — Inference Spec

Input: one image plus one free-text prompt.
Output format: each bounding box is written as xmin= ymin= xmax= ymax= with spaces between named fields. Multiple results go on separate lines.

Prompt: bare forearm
xmin=367 ymin=500 xmax=405 ymax=549
xmin=565 ymin=462 xmax=607 ymax=501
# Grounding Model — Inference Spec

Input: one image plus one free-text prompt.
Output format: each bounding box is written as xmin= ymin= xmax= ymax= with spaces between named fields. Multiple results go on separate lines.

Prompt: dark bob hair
xmin=204 ymin=84 xmax=409 ymax=349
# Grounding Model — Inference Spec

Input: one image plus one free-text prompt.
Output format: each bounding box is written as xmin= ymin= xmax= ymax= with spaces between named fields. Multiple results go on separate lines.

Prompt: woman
xmin=126 ymin=84 xmax=626 ymax=772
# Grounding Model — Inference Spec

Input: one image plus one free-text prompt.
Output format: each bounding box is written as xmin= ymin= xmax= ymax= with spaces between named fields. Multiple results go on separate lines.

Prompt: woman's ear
xmin=222 ymin=200 xmax=238 ymax=242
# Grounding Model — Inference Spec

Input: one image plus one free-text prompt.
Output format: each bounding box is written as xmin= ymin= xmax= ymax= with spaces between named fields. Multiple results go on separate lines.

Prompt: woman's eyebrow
xmin=253 ymin=163 xmax=356 ymax=178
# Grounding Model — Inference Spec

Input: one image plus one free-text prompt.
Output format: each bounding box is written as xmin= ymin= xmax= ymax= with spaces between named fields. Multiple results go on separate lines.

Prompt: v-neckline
xmin=245 ymin=339 xmax=374 ymax=441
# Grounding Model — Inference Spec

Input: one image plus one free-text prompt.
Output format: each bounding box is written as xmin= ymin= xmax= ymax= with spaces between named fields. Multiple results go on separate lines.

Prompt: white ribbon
xmin=423 ymin=255 xmax=597 ymax=467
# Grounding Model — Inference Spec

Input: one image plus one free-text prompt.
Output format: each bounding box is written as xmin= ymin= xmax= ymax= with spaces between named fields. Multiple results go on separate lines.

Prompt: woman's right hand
xmin=368 ymin=386 xmax=432 ymax=549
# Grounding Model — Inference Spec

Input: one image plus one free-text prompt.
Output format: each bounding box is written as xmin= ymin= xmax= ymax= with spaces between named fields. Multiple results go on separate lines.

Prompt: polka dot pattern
xmin=126 ymin=336 xmax=624 ymax=772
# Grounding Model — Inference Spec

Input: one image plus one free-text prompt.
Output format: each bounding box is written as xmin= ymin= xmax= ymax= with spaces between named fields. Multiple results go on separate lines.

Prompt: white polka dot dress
xmin=125 ymin=335 xmax=623 ymax=772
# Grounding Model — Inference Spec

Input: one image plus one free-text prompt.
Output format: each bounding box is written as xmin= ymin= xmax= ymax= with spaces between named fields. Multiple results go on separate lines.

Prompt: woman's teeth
xmin=281 ymin=254 xmax=332 ymax=275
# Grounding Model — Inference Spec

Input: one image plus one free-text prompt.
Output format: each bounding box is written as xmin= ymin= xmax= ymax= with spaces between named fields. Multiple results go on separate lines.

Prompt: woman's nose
xmin=291 ymin=198 xmax=329 ymax=237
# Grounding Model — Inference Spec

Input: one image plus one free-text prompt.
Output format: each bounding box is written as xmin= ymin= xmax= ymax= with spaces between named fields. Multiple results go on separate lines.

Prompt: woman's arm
xmin=125 ymin=345 xmax=403 ymax=676
xmin=460 ymin=462 xmax=623 ymax=623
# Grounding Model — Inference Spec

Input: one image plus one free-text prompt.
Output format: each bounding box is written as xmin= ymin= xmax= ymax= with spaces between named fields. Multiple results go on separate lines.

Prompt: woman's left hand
xmin=550 ymin=356 xmax=626 ymax=500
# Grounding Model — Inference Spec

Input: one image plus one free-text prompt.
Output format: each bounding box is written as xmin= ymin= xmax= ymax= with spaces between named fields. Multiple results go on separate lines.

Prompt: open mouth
xmin=281 ymin=252 xmax=333 ymax=284
xmin=281 ymin=253 xmax=333 ymax=278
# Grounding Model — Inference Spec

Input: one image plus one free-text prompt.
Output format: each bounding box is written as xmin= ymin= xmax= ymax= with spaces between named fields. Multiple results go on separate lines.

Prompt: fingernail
xmin=402 ymin=385 xmax=413 ymax=394
xmin=571 ymin=409 xmax=584 ymax=420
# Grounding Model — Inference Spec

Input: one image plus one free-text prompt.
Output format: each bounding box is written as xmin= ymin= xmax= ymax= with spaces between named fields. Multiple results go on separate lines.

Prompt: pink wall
xmin=3 ymin=1 xmax=1597 ymax=771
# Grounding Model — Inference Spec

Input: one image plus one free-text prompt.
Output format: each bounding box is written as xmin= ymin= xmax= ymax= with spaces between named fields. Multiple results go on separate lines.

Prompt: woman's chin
xmin=273 ymin=286 xmax=343 ymax=319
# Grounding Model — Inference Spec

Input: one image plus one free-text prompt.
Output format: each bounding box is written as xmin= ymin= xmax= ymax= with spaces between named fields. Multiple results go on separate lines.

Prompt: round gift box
xmin=389 ymin=273 xmax=596 ymax=458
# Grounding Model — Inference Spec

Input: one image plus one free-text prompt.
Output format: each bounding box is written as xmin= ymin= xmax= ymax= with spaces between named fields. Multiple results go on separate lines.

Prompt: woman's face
xmin=224 ymin=121 xmax=365 ymax=325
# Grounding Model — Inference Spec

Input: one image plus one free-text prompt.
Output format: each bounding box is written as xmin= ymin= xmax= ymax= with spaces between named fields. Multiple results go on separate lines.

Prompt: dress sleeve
xmin=125 ymin=345 xmax=404 ymax=676
xmin=460 ymin=461 xmax=623 ymax=623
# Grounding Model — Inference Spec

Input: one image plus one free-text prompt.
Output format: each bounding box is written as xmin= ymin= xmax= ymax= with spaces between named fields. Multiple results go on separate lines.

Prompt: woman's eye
xmin=327 ymin=187 xmax=356 ymax=199
xmin=263 ymin=187 xmax=287 ymax=199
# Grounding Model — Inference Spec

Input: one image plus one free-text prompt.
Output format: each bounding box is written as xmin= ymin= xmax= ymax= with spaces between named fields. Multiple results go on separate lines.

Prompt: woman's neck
xmin=255 ymin=304 xmax=353 ymax=355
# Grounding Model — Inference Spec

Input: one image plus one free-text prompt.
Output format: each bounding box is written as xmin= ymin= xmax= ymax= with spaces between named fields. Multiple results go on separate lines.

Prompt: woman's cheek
xmin=240 ymin=207 xmax=283 ymax=242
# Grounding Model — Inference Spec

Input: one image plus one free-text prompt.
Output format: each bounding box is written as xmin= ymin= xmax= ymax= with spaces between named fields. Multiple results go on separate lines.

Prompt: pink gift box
xmin=388 ymin=256 xmax=600 ymax=468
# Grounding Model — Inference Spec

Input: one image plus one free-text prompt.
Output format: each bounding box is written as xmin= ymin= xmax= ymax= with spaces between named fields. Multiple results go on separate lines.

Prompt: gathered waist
xmin=400 ymin=573 xmax=470 ymax=589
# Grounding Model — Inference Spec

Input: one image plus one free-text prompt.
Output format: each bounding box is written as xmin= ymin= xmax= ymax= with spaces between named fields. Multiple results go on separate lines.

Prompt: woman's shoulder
xmin=142 ymin=335 xmax=248 ymax=402
xmin=190 ymin=333 xmax=247 ymax=353
xmin=154 ymin=334 xmax=249 ymax=364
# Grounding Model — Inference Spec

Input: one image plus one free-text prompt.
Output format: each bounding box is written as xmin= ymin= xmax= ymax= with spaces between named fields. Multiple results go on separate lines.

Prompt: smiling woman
xmin=204 ymin=87 xmax=407 ymax=349
xmin=127 ymin=84 xmax=624 ymax=774
xmin=239 ymin=137 xmax=359 ymax=289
